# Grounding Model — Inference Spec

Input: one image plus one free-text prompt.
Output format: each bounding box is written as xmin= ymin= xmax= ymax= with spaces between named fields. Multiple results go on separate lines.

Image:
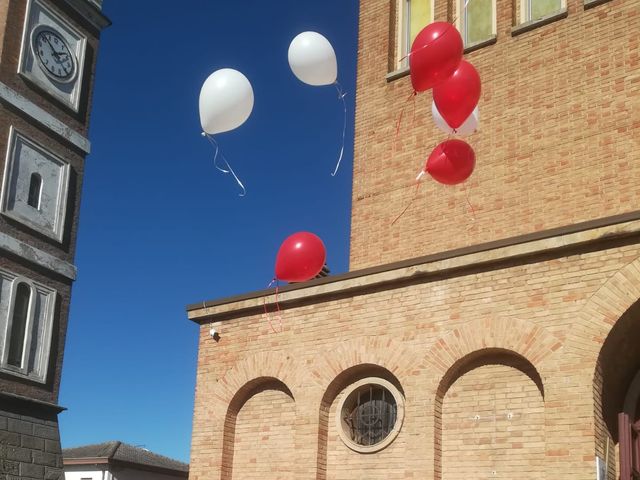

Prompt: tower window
xmin=6 ymin=282 xmax=32 ymax=369
xmin=27 ymin=173 xmax=42 ymax=209
xmin=522 ymin=0 xmax=563 ymax=22
xmin=397 ymin=0 xmax=434 ymax=69
xmin=0 ymin=270 xmax=56 ymax=383
xmin=459 ymin=0 xmax=496 ymax=47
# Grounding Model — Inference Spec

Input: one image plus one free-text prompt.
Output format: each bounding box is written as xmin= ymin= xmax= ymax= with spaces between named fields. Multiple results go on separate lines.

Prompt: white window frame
xmin=396 ymin=0 xmax=435 ymax=70
xmin=520 ymin=0 xmax=565 ymax=23
xmin=456 ymin=0 xmax=497 ymax=47
xmin=0 ymin=269 xmax=56 ymax=383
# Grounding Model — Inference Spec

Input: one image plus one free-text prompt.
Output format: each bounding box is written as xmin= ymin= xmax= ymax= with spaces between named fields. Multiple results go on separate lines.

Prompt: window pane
xmin=531 ymin=0 xmax=561 ymax=20
xmin=27 ymin=173 xmax=42 ymax=209
xmin=409 ymin=0 xmax=432 ymax=45
xmin=7 ymin=283 xmax=31 ymax=367
xmin=464 ymin=0 xmax=493 ymax=45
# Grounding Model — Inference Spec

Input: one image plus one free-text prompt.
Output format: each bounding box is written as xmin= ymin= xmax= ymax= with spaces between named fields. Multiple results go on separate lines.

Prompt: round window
xmin=336 ymin=377 xmax=404 ymax=453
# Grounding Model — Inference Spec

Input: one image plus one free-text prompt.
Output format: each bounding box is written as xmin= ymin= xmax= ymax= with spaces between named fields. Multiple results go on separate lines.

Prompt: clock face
xmin=31 ymin=26 xmax=77 ymax=83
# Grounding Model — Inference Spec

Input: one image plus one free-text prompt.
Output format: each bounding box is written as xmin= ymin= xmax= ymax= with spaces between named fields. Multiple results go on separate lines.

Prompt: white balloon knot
xmin=201 ymin=132 xmax=207 ymax=137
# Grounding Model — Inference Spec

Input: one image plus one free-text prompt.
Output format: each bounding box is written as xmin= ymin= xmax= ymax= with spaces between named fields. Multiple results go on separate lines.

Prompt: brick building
xmin=187 ymin=0 xmax=640 ymax=478
xmin=0 ymin=1 xmax=109 ymax=479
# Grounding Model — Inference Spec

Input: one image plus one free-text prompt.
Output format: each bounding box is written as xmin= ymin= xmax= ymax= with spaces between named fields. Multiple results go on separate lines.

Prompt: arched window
xmin=27 ymin=173 xmax=42 ymax=209
xmin=7 ymin=282 xmax=32 ymax=368
xmin=0 ymin=271 xmax=54 ymax=383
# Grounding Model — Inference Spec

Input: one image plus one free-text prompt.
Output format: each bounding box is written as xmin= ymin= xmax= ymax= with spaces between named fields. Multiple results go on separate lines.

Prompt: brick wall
xmin=0 ymin=399 xmax=63 ymax=480
xmin=350 ymin=0 xmax=640 ymax=269
xmin=440 ymin=360 xmax=545 ymax=480
xmin=189 ymin=235 xmax=640 ymax=479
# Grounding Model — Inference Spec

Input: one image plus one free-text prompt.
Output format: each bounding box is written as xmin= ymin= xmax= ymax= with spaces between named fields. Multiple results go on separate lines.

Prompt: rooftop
xmin=63 ymin=441 xmax=188 ymax=474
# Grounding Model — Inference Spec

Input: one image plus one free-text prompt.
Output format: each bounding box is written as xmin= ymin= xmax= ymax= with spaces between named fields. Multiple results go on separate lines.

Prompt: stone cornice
xmin=0 ymin=232 xmax=77 ymax=280
xmin=0 ymin=81 xmax=90 ymax=154
xmin=188 ymin=212 xmax=640 ymax=323
xmin=59 ymin=0 xmax=111 ymax=31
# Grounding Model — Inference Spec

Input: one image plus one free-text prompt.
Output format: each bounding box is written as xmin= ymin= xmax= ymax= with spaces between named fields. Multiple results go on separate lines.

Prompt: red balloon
xmin=433 ymin=60 xmax=481 ymax=129
xmin=425 ymin=139 xmax=476 ymax=185
xmin=409 ymin=22 xmax=463 ymax=93
xmin=275 ymin=232 xmax=326 ymax=283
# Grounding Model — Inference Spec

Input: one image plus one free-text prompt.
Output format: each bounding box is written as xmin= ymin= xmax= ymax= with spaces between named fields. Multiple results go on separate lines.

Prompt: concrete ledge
xmin=188 ymin=212 xmax=640 ymax=323
xmin=0 ymin=232 xmax=77 ymax=280
xmin=464 ymin=35 xmax=497 ymax=54
xmin=584 ymin=0 xmax=613 ymax=9
xmin=0 ymin=82 xmax=90 ymax=154
xmin=386 ymin=65 xmax=410 ymax=83
xmin=511 ymin=9 xmax=568 ymax=37
xmin=0 ymin=391 xmax=65 ymax=413
xmin=60 ymin=0 xmax=111 ymax=31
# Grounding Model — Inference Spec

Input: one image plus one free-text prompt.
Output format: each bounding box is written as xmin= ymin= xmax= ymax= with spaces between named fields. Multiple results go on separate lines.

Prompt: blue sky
xmin=59 ymin=0 xmax=359 ymax=463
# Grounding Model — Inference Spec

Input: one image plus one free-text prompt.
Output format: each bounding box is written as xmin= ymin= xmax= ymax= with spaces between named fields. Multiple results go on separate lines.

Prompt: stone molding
xmin=0 ymin=81 xmax=90 ymax=154
xmin=0 ymin=231 xmax=77 ymax=280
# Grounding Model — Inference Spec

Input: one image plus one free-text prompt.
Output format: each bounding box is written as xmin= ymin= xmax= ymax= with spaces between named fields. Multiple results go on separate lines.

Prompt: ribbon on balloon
xmin=332 ymin=81 xmax=348 ymax=176
xmin=262 ymin=278 xmax=283 ymax=334
xmin=198 ymin=68 xmax=254 ymax=196
xmin=201 ymin=133 xmax=246 ymax=197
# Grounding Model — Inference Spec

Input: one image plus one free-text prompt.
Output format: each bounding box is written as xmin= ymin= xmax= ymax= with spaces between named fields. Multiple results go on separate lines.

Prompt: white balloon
xmin=288 ymin=31 xmax=337 ymax=86
xmin=431 ymin=101 xmax=479 ymax=137
xmin=199 ymin=69 xmax=254 ymax=135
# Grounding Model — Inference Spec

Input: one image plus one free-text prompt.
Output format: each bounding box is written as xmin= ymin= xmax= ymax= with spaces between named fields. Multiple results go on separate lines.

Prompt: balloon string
xmin=262 ymin=278 xmax=282 ymax=334
xmin=391 ymin=176 xmax=423 ymax=226
xmin=393 ymin=91 xmax=417 ymax=157
xmin=331 ymin=81 xmax=348 ymax=176
xmin=462 ymin=182 xmax=477 ymax=220
xmin=202 ymin=133 xmax=247 ymax=197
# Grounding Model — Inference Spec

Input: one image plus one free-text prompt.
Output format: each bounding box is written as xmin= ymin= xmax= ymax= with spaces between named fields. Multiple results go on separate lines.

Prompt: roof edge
xmin=187 ymin=210 xmax=640 ymax=319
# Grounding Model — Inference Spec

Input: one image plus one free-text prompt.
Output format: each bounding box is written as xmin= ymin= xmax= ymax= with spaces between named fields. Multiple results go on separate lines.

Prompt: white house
xmin=63 ymin=441 xmax=188 ymax=480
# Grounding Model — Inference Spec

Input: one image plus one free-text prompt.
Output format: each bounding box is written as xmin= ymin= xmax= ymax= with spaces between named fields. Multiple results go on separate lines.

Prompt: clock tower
xmin=0 ymin=1 xmax=109 ymax=479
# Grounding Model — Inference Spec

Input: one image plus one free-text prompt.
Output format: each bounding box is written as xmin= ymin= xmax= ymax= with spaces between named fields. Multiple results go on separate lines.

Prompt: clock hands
xmin=43 ymin=34 xmax=70 ymax=61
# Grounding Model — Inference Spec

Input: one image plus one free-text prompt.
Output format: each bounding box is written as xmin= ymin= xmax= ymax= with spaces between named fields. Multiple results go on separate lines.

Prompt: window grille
xmin=343 ymin=384 xmax=398 ymax=446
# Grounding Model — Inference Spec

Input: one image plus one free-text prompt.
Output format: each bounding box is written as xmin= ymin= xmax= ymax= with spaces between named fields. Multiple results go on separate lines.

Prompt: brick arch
xmin=214 ymin=351 xmax=300 ymax=480
xmin=433 ymin=348 xmax=547 ymax=480
xmin=311 ymin=337 xmax=417 ymax=480
xmin=569 ymin=255 xmax=640 ymax=370
xmin=422 ymin=317 xmax=563 ymax=383
xmin=309 ymin=336 xmax=419 ymax=391
xmin=210 ymin=350 xmax=303 ymax=410
xmin=222 ymin=377 xmax=295 ymax=480
xmin=567 ymin=254 xmax=640 ymax=477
